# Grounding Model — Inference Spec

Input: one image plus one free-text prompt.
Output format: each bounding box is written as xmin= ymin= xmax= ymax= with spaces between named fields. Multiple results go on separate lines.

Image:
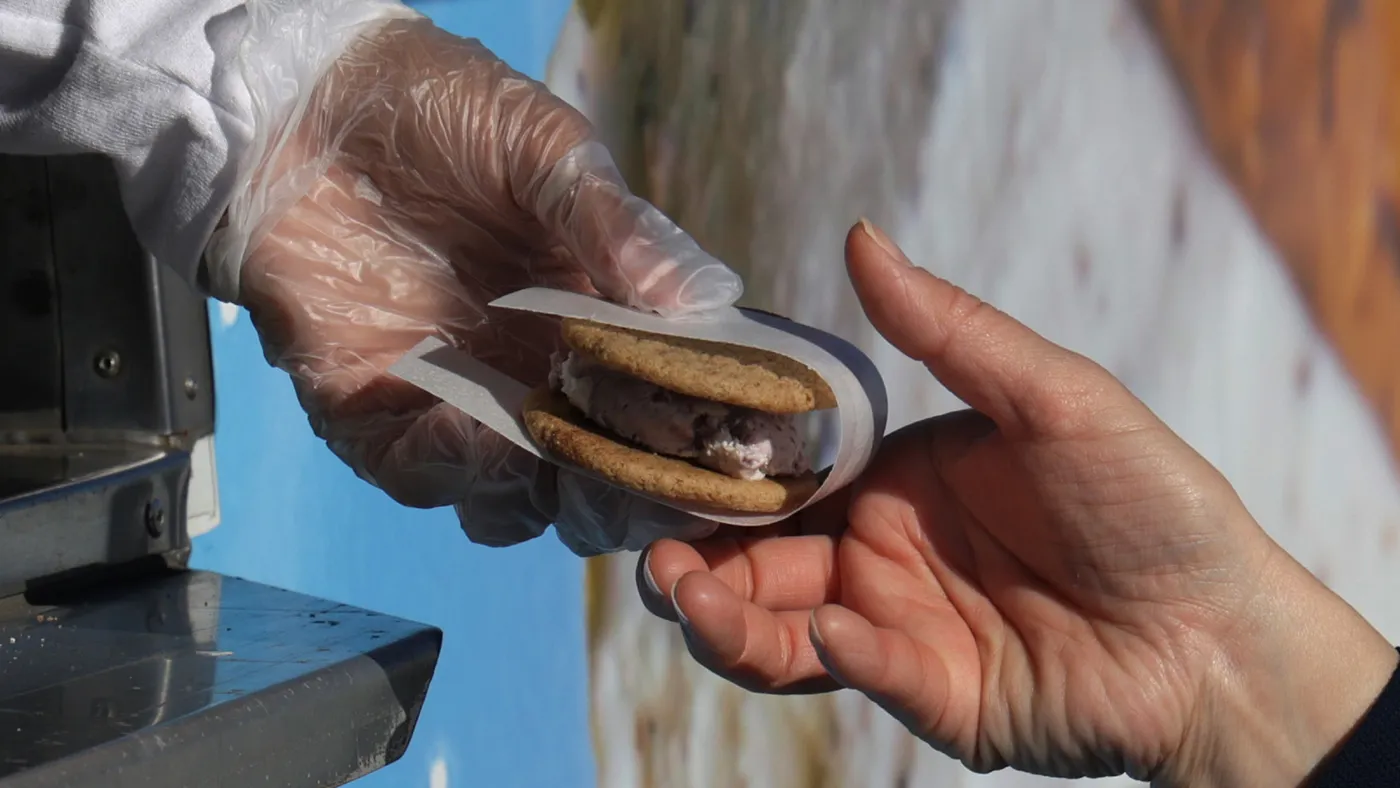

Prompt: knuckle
xmin=1026 ymin=355 xmax=1137 ymax=437
xmin=933 ymin=285 xmax=998 ymax=356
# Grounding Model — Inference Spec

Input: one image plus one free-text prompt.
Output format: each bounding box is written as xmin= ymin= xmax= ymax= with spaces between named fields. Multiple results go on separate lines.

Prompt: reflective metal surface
xmin=0 ymin=446 xmax=189 ymax=599
xmin=0 ymin=152 xmax=440 ymax=786
xmin=0 ymin=153 xmax=215 ymax=444
xmin=0 ymin=152 xmax=214 ymax=594
xmin=0 ymin=571 xmax=441 ymax=788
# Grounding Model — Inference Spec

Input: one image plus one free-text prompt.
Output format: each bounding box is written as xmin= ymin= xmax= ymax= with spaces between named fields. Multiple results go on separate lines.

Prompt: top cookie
xmin=560 ymin=318 xmax=837 ymax=414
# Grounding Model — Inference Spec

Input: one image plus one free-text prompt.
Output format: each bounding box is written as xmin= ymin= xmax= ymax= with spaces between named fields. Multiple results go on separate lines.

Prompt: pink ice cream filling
xmin=548 ymin=351 xmax=810 ymax=481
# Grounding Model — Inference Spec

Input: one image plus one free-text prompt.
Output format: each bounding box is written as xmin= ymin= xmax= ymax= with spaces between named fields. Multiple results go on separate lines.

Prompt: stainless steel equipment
xmin=0 ymin=154 xmax=440 ymax=787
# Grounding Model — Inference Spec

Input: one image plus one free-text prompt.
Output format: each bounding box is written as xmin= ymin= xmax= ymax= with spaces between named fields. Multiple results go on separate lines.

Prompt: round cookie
xmin=521 ymin=387 xmax=820 ymax=514
xmin=559 ymin=318 xmax=836 ymax=415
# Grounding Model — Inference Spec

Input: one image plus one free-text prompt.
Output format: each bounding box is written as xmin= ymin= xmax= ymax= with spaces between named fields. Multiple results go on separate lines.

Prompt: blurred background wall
xmin=555 ymin=1 xmax=1400 ymax=786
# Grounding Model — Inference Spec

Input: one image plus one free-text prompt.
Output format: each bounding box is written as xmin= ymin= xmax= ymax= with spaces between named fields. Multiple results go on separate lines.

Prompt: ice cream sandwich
xmin=522 ymin=317 xmax=834 ymax=514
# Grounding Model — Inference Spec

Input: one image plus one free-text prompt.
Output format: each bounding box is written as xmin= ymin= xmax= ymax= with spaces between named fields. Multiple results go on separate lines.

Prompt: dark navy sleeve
xmin=1309 ymin=649 xmax=1400 ymax=787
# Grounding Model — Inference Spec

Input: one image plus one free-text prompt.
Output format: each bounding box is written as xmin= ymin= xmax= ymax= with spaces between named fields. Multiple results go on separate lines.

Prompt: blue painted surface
xmin=192 ymin=3 xmax=592 ymax=786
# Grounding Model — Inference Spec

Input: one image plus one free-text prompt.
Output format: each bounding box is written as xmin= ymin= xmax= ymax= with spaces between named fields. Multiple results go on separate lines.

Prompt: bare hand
xmin=638 ymin=221 xmax=1397 ymax=785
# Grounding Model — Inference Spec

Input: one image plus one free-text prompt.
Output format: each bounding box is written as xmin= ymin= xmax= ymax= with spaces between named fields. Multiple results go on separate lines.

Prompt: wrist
xmin=207 ymin=2 xmax=419 ymax=304
xmin=1163 ymin=547 xmax=1398 ymax=788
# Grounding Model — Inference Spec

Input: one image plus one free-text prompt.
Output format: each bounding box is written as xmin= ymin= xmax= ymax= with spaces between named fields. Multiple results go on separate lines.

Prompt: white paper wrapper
xmin=387 ymin=288 xmax=888 ymax=526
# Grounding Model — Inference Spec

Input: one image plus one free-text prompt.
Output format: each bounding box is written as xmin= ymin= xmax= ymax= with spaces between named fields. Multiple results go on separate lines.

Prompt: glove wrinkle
xmin=219 ymin=13 xmax=740 ymax=554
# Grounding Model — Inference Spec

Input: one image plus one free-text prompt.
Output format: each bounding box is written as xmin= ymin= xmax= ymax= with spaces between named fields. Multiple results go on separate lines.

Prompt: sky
xmin=191 ymin=2 xmax=590 ymax=787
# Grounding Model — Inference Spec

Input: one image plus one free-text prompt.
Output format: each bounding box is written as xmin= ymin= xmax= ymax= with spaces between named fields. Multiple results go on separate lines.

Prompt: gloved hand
xmin=206 ymin=1 xmax=741 ymax=555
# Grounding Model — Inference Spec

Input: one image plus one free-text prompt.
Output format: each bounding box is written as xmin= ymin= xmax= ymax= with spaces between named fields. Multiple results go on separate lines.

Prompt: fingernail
xmin=671 ymin=579 xmax=692 ymax=631
xmin=859 ymin=217 xmax=910 ymax=266
xmin=670 ymin=580 xmax=720 ymax=664
xmin=808 ymin=610 xmax=847 ymax=686
xmin=808 ymin=610 xmax=826 ymax=651
xmin=640 ymin=547 xmax=663 ymax=599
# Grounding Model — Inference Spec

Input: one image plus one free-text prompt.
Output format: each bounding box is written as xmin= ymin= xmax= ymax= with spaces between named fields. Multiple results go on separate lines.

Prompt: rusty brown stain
xmin=1145 ymin=0 xmax=1400 ymax=469
xmin=583 ymin=554 xmax=612 ymax=784
xmin=1320 ymin=0 xmax=1363 ymax=131
xmin=1375 ymin=192 xmax=1400 ymax=270
xmin=1328 ymin=0 xmax=1364 ymax=30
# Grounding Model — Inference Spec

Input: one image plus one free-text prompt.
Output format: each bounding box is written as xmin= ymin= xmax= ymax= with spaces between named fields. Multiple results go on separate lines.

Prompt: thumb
xmin=846 ymin=220 xmax=1131 ymax=441
xmin=529 ymin=141 xmax=744 ymax=317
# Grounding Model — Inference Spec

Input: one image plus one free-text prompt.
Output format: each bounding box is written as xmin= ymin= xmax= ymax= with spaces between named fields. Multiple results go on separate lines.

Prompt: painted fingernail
xmin=859 ymin=217 xmax=910 ymax=266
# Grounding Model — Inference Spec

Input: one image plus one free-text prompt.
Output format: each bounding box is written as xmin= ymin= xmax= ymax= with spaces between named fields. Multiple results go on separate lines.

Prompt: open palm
xmin=637 ymin=222 xmax=1389 ymax=784
xmin=800 ymin=403 xmax=1266 ymax=779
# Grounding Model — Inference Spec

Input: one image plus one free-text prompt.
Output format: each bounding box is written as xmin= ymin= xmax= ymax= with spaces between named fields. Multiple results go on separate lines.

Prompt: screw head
xmin=144 ymin=499 xmax=166 ymax=538
xmin=94 ymin=349 xmax=122 ymax=378
xmin=183 ymin=377 xmax=199 ymax=400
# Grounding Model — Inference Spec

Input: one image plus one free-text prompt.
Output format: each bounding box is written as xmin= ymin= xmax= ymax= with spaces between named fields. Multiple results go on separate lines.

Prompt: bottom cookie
xmin=521 ymin=387 xmax=820 ymax=515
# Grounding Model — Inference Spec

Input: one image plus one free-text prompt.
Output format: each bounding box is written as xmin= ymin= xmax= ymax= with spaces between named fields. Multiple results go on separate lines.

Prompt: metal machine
xmin=0 ymin=154 xmax=441 ymax=787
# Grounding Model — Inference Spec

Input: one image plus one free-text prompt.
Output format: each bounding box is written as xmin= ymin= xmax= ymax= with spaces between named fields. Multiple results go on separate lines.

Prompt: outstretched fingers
xmin=638 ymin=488 xmax=851 ymax=621
xmin=640 ymin=533 xmax=841 ymax=622
xmin=670 ymin=571 xmax=841 ymax=695
xmin=809 ymin=604 xmax=964 ymax=752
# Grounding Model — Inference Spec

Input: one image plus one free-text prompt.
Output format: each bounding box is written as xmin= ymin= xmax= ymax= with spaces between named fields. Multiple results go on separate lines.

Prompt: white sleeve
xmin=0 ymin=0 xmax=255 ymax=293
xmin=0 ymin=0 xmax=416 ymax=300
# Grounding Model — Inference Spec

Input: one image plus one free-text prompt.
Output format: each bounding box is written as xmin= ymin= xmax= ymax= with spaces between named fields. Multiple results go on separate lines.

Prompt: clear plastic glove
xmin=206 ymin=2 xmax=740 ymax=555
